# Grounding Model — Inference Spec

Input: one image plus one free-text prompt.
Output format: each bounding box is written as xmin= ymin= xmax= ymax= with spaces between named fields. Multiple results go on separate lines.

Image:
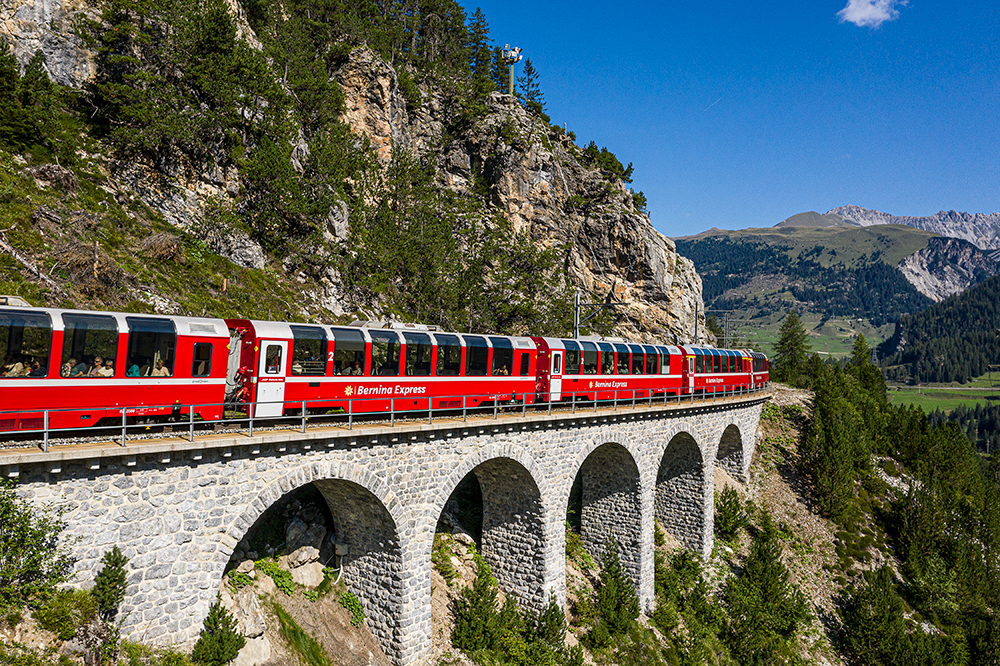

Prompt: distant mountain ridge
xmin=827 ymin=205 xmax=1000 ymax=251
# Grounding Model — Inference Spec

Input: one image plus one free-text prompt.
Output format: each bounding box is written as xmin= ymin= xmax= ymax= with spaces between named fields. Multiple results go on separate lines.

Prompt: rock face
xmin=1 ymin=0 xmax=95 ymax=87
xmin=896 ymin=236 xmax=999 ymax=302
xmin=830 ymin=205 xmax=1000 ymax=251
xmin=332 ymin=48 xmax=708 ymax=342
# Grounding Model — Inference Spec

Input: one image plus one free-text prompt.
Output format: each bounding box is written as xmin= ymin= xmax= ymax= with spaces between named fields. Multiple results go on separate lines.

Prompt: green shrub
xmin=226 ymin=571 xmax=252 ymax=591
xmin=31 ymin=589 xmax=97 ymax=640
xmin=0 ymin=481 xmax=74 ymax=614
xmin=452 ymin=553 xmax=501 ymax=653
xmin=255 ymin=558 xmax=293 ymax=595
xmin=191 ymin=600 xmax=245 ymax=666
xmin=715 ymin=487 xmax=747 ymax=542
xmin=338 ymin=591 xmax=365 ymax=627
xmin=92 ymin=546 xmax=128 ymax=621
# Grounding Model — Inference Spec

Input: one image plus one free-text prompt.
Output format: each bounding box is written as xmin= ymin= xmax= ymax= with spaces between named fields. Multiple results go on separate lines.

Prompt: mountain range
xmin=817 ymin=205 xmax=1000 ymax=254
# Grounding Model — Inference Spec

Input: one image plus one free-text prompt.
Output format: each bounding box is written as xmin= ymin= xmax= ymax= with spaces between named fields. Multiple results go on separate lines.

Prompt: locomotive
xmin=0 ymin=305 xmax=769 ymax=432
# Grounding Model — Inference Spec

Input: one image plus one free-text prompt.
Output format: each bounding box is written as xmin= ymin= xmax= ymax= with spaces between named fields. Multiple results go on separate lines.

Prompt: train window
xmin=599 ymin=342 xmax=615 ymax=374
xmin=436 ymin=334 xmax=462 ymax=376
xmin=629 ymin=344 xmax=644 ymax=375
xmin=61 ymin=314 xmax=119 ymax=379
xmin=581 ymin=342 xmax=599 ymax=374
xmin=644 ymin=346 xmax=657 ymax=374
xmin=614 ymin=344 xmax=630 ymax=375
xmin=519 ymin=353 xmax=529 ymax=376
xmin=264 ymin=345 xmax=282 ymax=374
xmin=332 ymin=328 xmax=366 ymax=375
xmin=192 ymin=343 xmax=213 ymax=377
xmin=370 ymin=331 xmax=401 ymax=376
xmin=563 ymin=341 xmax=580 ymax=375
xmin=713 ymin=354 xmax=721 ymax=373
xmin=658 ymin=347 xmax=671 ymax=374
xmin=403 ymin=332 xmax=433 ymax=376
xmin=124 ymin=317 xmax=175 ymax=378
xmin=290 ymin=326 xmax=326 ymax=376
xmin=695 ymin=352 xmax=704 ymax=374
xmin=489 ymin=337 xmax=514 ymax=376
xmin=0 ymin=310 xmax=51 ymax=378
xmin=463 ymin=336 xmax=489 ymax=376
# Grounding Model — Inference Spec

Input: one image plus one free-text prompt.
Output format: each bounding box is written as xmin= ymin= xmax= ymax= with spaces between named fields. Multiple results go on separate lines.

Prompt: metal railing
xmin=0 ymin=382 xmax=771 ymax=452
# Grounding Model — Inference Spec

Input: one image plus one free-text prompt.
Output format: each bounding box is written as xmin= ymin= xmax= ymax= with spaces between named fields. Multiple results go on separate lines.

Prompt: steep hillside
xmin=828 ymin=205 xmax=1000 ymax=251
xmin=0 ymin=0 xmax=706 ymax=342
xmin=879 ymin=275 xmax=1000 ymax=384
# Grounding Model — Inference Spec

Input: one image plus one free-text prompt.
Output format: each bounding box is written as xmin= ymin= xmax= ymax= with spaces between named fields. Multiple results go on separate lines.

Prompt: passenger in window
xmin=97 ymin=359 xmax=115 ymax=377
xmin=4 ymin=356 xmax=24 ymax=377
xmin=127 ymin=363 xmax=141 ymax=377
xmin=88 ymin=357 xmax=105 ymax=377
xmin=70 ymin=358 xmax=88 ymax=377
xmin=349 ymin=361 xmax=363 ymax=375
xmin=2 ymin=355 xmax=16 ymax=376
xmin=151 ymin=359 xmax=170 ymax=377
xmin=28 ymin=359 xmax=46 ymax=377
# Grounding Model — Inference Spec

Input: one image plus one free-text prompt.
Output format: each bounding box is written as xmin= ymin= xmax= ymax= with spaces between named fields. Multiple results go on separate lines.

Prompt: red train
xmin=0 ymin=305 xmax=769 ymax=432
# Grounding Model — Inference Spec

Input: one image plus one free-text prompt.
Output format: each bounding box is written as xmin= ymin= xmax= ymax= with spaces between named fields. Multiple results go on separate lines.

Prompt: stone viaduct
xmin=1 ymin=393 xmax=768 ymax=665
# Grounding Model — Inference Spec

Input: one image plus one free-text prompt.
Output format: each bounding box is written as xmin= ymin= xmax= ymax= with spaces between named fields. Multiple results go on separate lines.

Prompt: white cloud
xmin=837 ymin=0 xmax=907 ymax=29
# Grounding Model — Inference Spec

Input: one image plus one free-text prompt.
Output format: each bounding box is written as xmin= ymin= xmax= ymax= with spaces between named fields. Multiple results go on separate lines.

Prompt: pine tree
xmin=851 ymin=333 xmax=872 ymax=368
xmin=191 ymin=599 xmax=245 ymax=666
xmin=451 ymin=553 xmax=502 ymax=652
xmin=773 ymin=310 xmax=810 ymax=385
xmin=92 ymin=546 xmax=128 ymax=621
xmin=516 ymin=57 xmax=543 ymax=109
xmin=724 ymin=511 xmax=809 ymax=665
xmin=595 ymin=538 xmax=639 ymax=636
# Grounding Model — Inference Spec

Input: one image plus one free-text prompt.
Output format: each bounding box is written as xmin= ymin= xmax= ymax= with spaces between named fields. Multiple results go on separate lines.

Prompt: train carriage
xmin=532 ymin=336 xmax=686 ymax=402
xmin=0 ymin=306 xmax=229 ymax=431
xmin=226 ymin=319 xmax=539 ymax=417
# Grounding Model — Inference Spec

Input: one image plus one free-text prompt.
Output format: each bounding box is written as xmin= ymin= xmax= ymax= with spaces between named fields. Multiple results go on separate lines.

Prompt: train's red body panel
xmin=0 ymin=305 xmax=769 ymax=432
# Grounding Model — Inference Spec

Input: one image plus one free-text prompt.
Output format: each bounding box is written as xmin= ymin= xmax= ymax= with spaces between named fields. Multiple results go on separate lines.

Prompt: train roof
xmin=0 ymin=305 xmax=228 ymax=336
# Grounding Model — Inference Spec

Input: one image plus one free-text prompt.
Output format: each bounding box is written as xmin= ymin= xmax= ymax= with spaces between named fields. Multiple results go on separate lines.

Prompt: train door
xmin=256 ymin=340 xmax=288 ymax=417
xmin=550 ymin=351 xmax=563 ymax=401
xmin=687 ymin=356 xmax=695 ymax=393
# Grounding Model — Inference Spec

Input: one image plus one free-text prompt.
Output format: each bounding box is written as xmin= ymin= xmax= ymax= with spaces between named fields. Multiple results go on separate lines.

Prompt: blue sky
xmin=470 ymin=0 xmax=1000 ymax=237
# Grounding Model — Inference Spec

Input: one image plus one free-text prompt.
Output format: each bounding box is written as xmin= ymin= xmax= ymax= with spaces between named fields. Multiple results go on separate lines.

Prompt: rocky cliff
xmin=896 ymin=236 xmax=1000 ymax=302
xmin=829 ymin=204 xmax=1000 ymax=251
xmin=0 ymin=1 xmax=708 ymax=343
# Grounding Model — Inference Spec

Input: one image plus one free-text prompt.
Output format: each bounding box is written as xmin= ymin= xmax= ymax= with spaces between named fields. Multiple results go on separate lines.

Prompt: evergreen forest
xmin=879 ymin=275 xmax=1000 ymax=384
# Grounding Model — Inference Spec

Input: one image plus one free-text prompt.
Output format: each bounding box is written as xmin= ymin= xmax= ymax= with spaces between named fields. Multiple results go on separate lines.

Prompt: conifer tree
xmin=595 ymin=538 xmax=639 ymax=636
xmin=773 ymin=310 xmax=810 ymax=385
xmin=92 ymin=546 xmax=128 ymax=621
xmin=516 ymin=57 xmax=544 ymax=109
xmin=451 ymin=553 xmax=501 ymax=652
xmin=724 ymin=511 xmax=809 ymax=665
xmin=191 ymin=599 xmax=245 ymax=666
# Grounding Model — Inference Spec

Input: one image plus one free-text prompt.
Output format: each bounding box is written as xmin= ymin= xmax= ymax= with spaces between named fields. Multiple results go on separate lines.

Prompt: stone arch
xmin=222 ymin=461 xmax=409 ymax=664
xmin=432 ymin=445 xmax=556 ymax=610
xmin=574 ymin=442 xmax=643 ymax=586
xmin=717 ymin=423 xmax=745 ymax=484
xmin=655 ymin=431 xmax=711 ymax=557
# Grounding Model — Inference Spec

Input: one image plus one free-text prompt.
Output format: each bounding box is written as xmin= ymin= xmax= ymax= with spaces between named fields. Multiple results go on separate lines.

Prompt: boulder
xmin=232 ymin=635 xmax=271 ymax=666
xmin=288 ymin=546 xmax=320 ymax=569
xmin=452 ymin=530 xmax=475 ymax=548
xmin=291 ymin=561 xmax=325 ymax=588
xmin=236 ymin=560 xmax=255 ymax=575
xmin=285 ymin=519 xmax=326 ymax=553
xmin=234 ymin=587 xmax=266 ymax=638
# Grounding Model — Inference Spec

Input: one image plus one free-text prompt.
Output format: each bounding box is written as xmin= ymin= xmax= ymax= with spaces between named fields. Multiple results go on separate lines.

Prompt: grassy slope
xmin=682 ymin=224 xmax=937 ymax=269
xmin=0 ymin=148 xmax=338 ymax=322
